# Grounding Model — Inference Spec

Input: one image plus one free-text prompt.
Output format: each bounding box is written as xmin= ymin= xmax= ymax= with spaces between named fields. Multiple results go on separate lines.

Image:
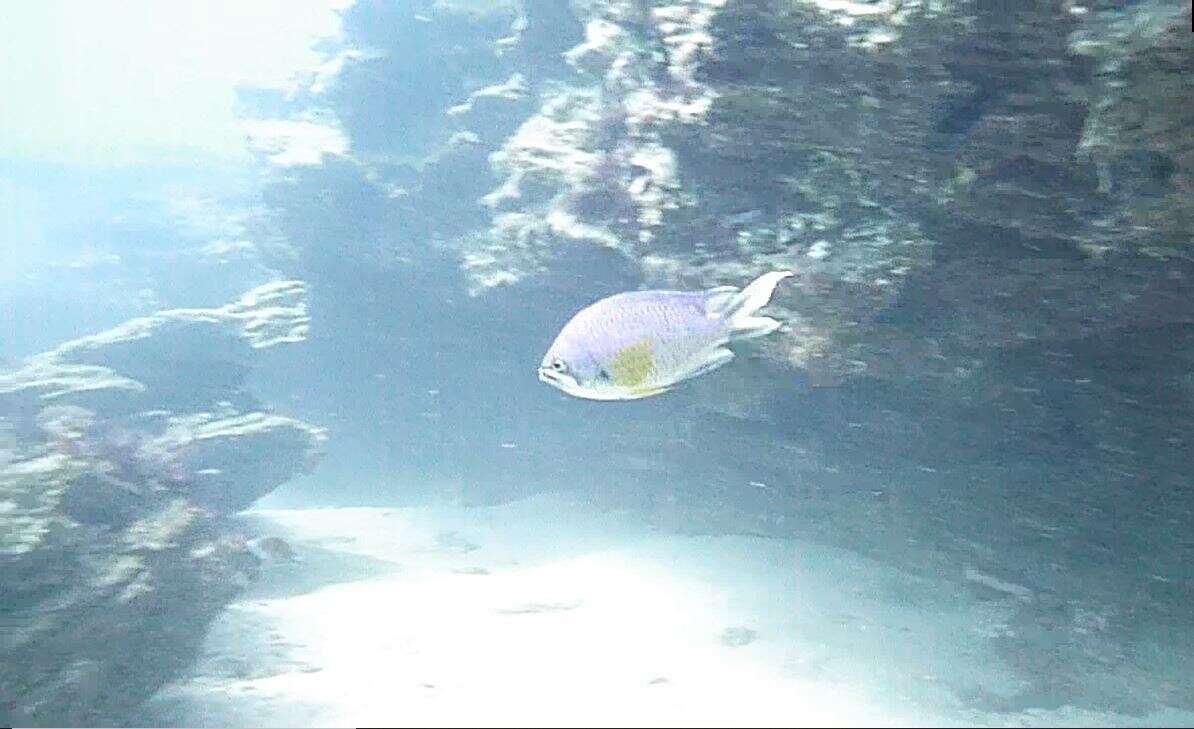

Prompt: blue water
xmin=3 ymin=1 xmax=1194 ymax=726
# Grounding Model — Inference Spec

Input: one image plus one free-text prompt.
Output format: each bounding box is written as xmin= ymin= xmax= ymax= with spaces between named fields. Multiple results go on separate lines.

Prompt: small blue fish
xmin=538 ymin=270 xmax=792 ymax=400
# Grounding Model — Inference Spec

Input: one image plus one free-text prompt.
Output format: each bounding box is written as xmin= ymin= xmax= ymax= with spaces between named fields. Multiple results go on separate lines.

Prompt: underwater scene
xmin=2 ymin=0 xmax=1194 ymax=726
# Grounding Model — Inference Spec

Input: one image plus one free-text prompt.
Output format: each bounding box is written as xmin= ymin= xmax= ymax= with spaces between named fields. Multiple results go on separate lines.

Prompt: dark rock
xmin=0 ymin=283 xmax=325 ymax=726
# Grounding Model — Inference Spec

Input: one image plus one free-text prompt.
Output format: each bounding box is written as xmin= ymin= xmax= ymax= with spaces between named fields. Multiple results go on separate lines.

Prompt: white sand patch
xmin=147 ymin=493 xmax=1193 ymax=727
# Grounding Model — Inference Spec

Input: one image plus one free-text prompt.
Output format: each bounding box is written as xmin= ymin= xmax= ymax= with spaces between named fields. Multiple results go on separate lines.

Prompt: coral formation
xmin=0 ymin=282 xmax=326 ymax=725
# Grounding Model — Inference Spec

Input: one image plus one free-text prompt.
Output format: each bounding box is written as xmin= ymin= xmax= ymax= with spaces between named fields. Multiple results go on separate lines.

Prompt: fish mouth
xmin=537 ymin=368 xmax=630 ymax=401
xmin=537 ymin=367 xmax=588 ymax=396
xmin=538 ymin=367 xmax=575 ymax=391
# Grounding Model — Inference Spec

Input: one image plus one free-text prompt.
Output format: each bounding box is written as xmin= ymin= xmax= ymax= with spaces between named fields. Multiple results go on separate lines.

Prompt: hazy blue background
xmin=4 ymin=1 xmax=1193 ymax=724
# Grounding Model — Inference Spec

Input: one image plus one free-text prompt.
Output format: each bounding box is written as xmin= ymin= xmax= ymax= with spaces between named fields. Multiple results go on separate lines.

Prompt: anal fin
xmin=626 ymin=385 xmax=672 ymax=399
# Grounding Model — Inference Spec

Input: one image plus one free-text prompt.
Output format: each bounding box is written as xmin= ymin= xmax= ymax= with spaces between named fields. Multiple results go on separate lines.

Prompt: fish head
xmin=538 ymin=328 xmax=610 ymax=399
xmin=539 ymin=324 xmax=667 ymax=401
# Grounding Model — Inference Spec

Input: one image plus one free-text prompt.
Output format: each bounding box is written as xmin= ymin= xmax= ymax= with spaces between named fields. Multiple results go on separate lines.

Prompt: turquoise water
xmin=3 ymin=1 xmax=1193 ymax=726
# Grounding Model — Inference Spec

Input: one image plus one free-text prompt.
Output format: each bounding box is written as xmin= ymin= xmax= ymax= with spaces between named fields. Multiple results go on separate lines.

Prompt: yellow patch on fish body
xmin=607 ymin=338 xmax=656 ymax=388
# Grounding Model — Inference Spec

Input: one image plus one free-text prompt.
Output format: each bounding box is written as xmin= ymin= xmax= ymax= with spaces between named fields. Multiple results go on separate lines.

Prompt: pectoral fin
xmin=678 ymin=347 xmax=735 ymax=383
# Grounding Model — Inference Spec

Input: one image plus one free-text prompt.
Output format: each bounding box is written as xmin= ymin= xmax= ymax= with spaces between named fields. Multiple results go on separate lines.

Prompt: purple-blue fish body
xmin=538 ymin=270 xmax=792 ymax=400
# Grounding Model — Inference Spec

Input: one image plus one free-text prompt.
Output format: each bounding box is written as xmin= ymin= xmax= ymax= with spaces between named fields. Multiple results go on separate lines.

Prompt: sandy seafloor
xmin=143 ymin=493 xmax=1193 ymax=728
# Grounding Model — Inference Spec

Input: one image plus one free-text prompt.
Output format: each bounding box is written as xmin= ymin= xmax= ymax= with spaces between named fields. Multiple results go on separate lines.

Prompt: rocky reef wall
xmin=242 ymin=0 xmax=1194 ymax=716
xmin=448 ymin=0 xmax=1193 ymax=385
xmin=303 ymin=0 xmax=1192 ymax=389
xmin=0 ymin=282 xmax=326 ymax=725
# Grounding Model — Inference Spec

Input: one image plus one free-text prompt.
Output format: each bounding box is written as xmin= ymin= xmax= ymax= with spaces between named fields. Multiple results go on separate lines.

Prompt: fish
xmin=538 ymin=270 xmax=793 ymax=400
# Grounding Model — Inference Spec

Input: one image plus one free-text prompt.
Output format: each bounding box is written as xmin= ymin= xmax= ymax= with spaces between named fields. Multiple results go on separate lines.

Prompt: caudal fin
xmin=706 ymin=270 xmax=793 ymax=340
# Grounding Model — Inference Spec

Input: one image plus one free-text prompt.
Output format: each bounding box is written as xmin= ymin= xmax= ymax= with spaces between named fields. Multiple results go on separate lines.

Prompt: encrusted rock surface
xmin=259 ymin=0 xmax=1191 ymax=387
xmin=433 ymin=0 xmax=1193 ymax=385
xmin=0 ymin=282 xmax=326 ymax=726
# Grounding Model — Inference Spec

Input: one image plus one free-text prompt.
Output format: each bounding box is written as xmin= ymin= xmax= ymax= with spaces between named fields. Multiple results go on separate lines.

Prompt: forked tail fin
xmin=705 ymin=270 xmax=793 ymax=340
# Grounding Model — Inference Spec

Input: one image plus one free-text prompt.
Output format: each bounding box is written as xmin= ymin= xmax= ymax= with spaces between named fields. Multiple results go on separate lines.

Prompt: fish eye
xmin=550 ymin=358 xmax=567 ymax=373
